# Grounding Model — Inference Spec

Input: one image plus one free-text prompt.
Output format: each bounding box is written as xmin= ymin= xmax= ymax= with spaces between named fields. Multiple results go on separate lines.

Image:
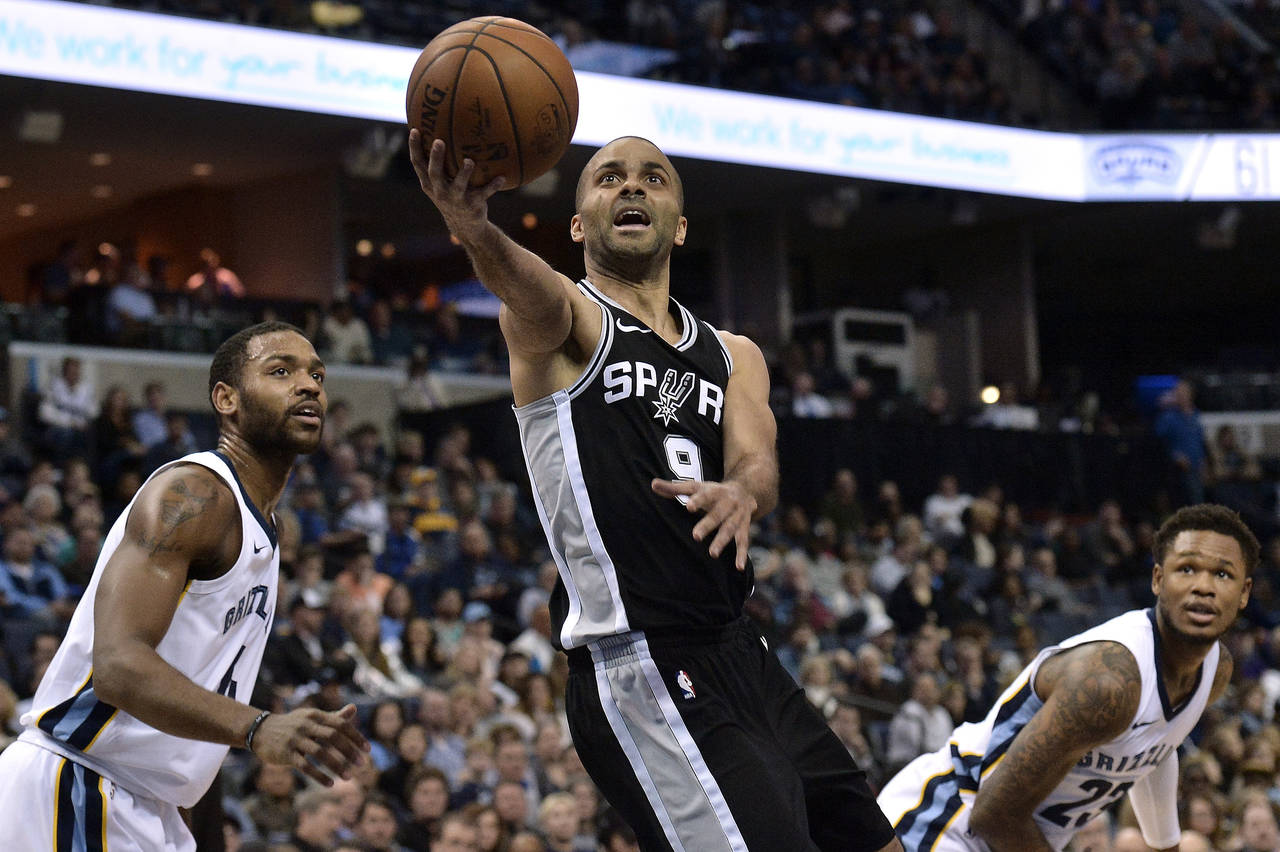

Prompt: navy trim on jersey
xmin=1147 ymin=608 xmax=1203 ymax=720
xmin=213 ymin=450 xmax=277 ymax=550
xmin=38 ymin=675 xmax=119 ymax=752
xmin=54 ymin=759 xmax=106 ymax=852
xmin=55 ymin=758 xmax=75 ymax=852
xmin=895 ymin=768 xmax=964 ymax=849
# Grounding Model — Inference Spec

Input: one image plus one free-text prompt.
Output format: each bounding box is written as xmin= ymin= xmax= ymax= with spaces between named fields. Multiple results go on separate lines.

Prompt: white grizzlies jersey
xmin=20 ymin=451 xmax=279 ymax=808
xmin=879 ymin=609 xmax=1219 ymax=851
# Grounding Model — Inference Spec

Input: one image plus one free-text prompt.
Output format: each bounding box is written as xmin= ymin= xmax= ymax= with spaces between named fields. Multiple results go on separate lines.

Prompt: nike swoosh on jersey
xmin=1131 ymin=719 xmax=1156 ymax=729
xmin=616 ymin=319 xmax=652 ymax=334
xmin=253 ymin=541 xmax=269 ymax=554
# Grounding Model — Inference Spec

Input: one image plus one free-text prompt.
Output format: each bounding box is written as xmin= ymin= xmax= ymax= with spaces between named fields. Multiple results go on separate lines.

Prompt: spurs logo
xmin=653 ymin=369 xmax=695 ymax=426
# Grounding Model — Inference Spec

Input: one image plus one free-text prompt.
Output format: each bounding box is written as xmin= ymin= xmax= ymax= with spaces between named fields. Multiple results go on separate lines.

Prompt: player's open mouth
xmin=1184 ymin=603 xmax=1217 ymax=625
xmin=613 ymin=208 xmax=651 ymax=230
xmin=290 ymin=403 xmax=323 ymax=425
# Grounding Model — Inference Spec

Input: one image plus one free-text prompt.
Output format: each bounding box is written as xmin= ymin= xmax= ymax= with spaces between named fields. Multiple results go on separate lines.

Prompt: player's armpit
xmin=718 ymin=331 xmax=777 ymax=519
xmin=968 ymin=641 xmax=1142 ymax=852
xmin=92 ymin=465 xmax=239 ymax=704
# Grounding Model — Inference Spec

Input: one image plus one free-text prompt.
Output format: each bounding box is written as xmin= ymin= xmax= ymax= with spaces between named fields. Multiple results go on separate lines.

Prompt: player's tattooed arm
xmin=968 ymin=641 xmax=1142 ymax=852
xmin=132 ymin=474 xmax=221 ymax=556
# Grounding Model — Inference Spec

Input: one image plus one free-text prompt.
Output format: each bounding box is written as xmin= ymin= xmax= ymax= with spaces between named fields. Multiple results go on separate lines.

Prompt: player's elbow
xmin=967 ymin=798 xmax=1006 ymax=844
xmin=92 ymin=641 xmax=139 ymax=707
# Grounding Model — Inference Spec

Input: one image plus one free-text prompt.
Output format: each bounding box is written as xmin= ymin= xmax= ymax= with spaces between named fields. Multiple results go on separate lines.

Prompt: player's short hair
xmin=575 ymin=136 xmax=684 ymax=213
xmin=208 ymin=320 xmax=306 ymax=408
xmin=1153 ymin=504 xmax=1260 ymax=576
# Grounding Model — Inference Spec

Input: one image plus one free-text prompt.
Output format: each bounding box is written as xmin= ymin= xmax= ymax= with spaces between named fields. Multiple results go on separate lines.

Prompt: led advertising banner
xmin=1 ymin=0 xmax=1276 ymax=202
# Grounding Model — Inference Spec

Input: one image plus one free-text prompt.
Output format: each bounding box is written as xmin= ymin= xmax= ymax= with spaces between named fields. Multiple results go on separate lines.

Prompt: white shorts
xmin=876 ymin=750 xmax=988 ymax=852
xmin=0 ymin=739 xmax=195 ymax=851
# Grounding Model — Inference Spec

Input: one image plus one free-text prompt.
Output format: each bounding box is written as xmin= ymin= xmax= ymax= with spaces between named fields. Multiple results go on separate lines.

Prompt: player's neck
xmin=1153 ymin=608 xmax=1215 ymax=693
xmin=215 ymin=435 xmax=292 ymax=521
xmin=587 ymin=271 xmax=675 ymax=336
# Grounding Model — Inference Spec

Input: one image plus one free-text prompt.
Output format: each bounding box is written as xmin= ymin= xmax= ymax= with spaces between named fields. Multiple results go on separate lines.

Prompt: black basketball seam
xmin=475 ymin=18 xmax=525 ymax=186
xmin=467 ymin=26 xmax=577 ymax=127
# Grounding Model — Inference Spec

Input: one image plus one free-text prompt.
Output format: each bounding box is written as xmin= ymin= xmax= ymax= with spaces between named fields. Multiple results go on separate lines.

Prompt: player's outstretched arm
xmin=651 ymin=333 xmax=777 ymax=571
xmin=92 ymin=466 xmax=368 ymax=786
xmin=409 ymin=129 xmax=579 ymax=356
xmin=968 ymin=641 xmax=1142 ymax=852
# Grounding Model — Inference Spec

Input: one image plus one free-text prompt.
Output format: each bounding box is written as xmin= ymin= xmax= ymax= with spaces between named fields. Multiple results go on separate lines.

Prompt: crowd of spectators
xmin=1 ymin=336 xmax=1280 ymax=849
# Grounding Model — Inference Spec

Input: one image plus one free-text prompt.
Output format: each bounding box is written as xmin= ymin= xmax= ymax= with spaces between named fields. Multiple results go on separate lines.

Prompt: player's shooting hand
xmin=651 ymin=478 xmax=756 ymax=571
xmin=251 ymin=703 xmax=370 ymax=786
xmin=408 ymin=129 xmax=505 ymax=242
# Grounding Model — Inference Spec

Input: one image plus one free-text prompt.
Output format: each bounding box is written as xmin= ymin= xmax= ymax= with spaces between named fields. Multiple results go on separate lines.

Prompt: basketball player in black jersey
xmin=410 ymin=130 xmax=901 ymax=852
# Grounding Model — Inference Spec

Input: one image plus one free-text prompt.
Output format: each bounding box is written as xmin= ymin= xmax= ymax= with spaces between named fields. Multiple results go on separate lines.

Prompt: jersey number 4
xmin=217 ymin=645 xmax=247 ymax=700
xmin=663 ymin=436 xmax=703 ymax=505
xmin=1039 ymin=778 xmax=1133 ymax=829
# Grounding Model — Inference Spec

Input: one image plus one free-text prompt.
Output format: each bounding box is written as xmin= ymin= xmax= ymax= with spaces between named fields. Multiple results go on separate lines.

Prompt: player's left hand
xmin=651 ymin=478 xmax=755 ymax=571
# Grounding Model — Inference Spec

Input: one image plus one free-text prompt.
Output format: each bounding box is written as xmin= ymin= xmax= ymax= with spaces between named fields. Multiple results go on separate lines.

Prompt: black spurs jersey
xmin=515 ymin=280 xmax=753 ymax=650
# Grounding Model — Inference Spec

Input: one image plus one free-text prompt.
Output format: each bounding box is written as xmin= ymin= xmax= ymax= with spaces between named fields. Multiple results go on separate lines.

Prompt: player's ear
xmin=569 ymin=213 xmax=585 ymax=244
xmin=674 ymin=215 xmax=687 ymax=247
xmin=211 ymin=381 xmax=239 ymax=419
xmin=1151 ymin=562 xmax=1163 ymax=598
xmin=1241 ymin=575 xmax=1253 ymax=611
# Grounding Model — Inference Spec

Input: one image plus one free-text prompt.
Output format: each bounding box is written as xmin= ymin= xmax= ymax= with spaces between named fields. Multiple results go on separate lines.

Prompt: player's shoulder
xmin=132 ymin=462 xmax=239 ymax=529
xmin=715 ymin=329 xmax=765 ymax=367
xmin=1039 ymin=640 xmax=1143 ymax=730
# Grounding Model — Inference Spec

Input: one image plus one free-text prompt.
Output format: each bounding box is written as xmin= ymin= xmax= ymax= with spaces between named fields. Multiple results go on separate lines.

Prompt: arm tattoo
xmin=134 ymin=476 xmax=219 ymax=556
xmin=991 ymin=645 xmax=1139 ymax=797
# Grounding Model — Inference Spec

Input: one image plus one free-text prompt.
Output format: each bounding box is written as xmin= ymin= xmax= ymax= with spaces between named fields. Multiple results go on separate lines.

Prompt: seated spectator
xmin=342 ymin=606 xmax=424 ymax=700
xmin=922 ymin=473 xmax=972 ymax=546
xmin=430 ymin=303 xmax=488 ymax=372
xmin=39 ymin=357 xmax=97 ymax=457
xmin=23 ymin=483 xmax=70 ymax=568
xmin=262 ymin=590 xmax=350 ymax=695
xmin=323 ymin=300 xmax=374 ymax=364
xmin=184 ymin=248 xmax=245 ymax=301
xmin=398 ymin=765 xmax=452 ymax=848
xmin=335 ymin=543 xmax=394 ymax=614
xmin=131 ymin=381 xmax=170 ymax=449
xmin=886 ymin=671 xmax=953 ymax=774
xmin=242 ymin=762 xmax=298 ymax=843
xmin=396 ymin=354 xmax=447 ymax=411
xmin=375 ymin=721 xmax=428 ymax=806
xmin=339 ymin=471 xmax=389 ymax=555
xmin=141 ymin=412 xmax=199 ymax=476
xmin=0 ymin=525 xmax=73 ymax=625
xmin=368 ymin=300 xmax=416 ymax=368
xmin=540 ymin=791 xmax=595 ymax=852
xmin=351 ymin=791 xmax=405 ymax=851
xmin=289 ymin=788 xmax=343 ymax=852
xmin=91 ymin=384 xmax=145 ymax=481
xmin=105 ymin=264 xmax=157 ymax=347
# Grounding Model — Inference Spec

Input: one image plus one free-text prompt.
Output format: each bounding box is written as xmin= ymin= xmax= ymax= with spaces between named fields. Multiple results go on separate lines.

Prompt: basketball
xmin=406 ymin=17 xmax=579 ymax=189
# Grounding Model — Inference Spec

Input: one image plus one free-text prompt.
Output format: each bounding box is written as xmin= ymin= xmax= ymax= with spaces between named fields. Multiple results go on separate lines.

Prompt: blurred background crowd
xmin=2 ymin=0 xmax=1280 ymax=850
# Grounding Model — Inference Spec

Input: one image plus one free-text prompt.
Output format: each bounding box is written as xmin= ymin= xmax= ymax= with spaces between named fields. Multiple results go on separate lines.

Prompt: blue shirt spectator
xmin=1154 ymin=380 xmax=1207 ymax=505
xmin=0 ymin=527 xmax=70 ymax=619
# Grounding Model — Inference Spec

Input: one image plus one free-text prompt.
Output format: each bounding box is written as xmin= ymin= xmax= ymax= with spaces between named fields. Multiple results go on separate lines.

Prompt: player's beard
xmin=239 ymin=395 xmax=324 ymax=458
xmin=1155 ymin=595 xmax=1226 ymax=648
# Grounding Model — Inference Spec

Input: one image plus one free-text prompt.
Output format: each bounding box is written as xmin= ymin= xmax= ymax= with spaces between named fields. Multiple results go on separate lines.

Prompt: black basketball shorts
xmin=565 ymin=617 xmax=896 ymax=852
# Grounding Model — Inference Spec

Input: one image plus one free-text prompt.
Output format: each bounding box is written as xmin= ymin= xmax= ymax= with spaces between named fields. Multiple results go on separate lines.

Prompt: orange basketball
xmin=406 ymin=17 xmax=579 ymax=189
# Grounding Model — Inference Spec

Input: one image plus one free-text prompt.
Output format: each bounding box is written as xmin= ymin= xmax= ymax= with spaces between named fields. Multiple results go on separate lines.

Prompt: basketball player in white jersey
xmin=877 ymin=503 xmax=1256 ymax=851
xmin=410 ymin=130 xmax=901 ymax=852
xmin=0 ymin=322 xmax=369 ymax=851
